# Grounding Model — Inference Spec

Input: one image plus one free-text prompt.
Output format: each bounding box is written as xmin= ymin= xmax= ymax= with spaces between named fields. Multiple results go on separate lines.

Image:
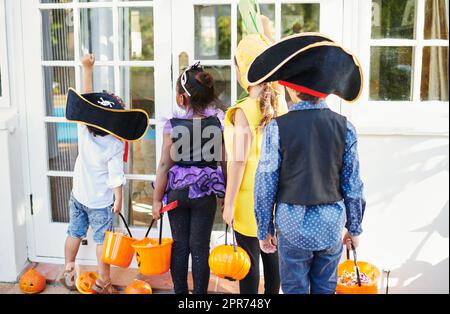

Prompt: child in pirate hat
xmin=250 ymin=34 xmax=366 ymax=294
xmin=60 ymin=54 xmax=149 ymax=294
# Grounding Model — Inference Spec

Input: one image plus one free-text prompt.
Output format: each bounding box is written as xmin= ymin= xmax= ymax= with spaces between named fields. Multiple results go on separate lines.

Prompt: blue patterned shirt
xmin=254 ymin=101 xmax=366 ymax=251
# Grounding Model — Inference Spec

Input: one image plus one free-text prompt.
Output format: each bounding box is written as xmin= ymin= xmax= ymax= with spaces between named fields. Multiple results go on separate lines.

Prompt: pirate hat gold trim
xmin=247 ymin=34 xmax=363 ymax=103
xmin=65 ymin=87 xmax=150 ymax=142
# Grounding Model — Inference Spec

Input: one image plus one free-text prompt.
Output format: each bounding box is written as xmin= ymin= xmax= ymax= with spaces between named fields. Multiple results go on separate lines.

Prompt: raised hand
xmin=81 ymin=53 xmax=95 ymax=69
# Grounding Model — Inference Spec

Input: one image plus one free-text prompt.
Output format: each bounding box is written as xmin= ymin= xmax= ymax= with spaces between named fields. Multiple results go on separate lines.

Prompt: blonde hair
xmin=258 ymin=83 xmax=280 ymax=127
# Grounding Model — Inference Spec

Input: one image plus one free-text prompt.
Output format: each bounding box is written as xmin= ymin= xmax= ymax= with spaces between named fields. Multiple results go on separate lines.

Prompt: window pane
xmin=124 ymin=180 xmax=154 ymax=227
xmin=119 ymin=7 xmax=154 ymax=61
xmin=424 ymin=0 xmax=449 ymax=39
xmin=120 ymin=67 xmax=156 ymax=175
xmin=41 ymin=9 xmax=74 ymax=61
xmin=128 ymin=125 xmax=156 ymax=175
xmin=50 ymin=176 xmax=72 ymax=223
xmin=281 ymin=3 xmax=320 ymax=38
xmin=372 ymin=0 xmax=416 ymax=39
xmin=195 ymin=5 xmax=231 ymax=60
xmin=237 ymin=4 xmax=275 ymax=43
xmin=204 ymin=65 xmax=231 ymax=110
xmin=370 ymin=46 xmax=413 ymax=101
xmin=81 ymin=66 xmax=114 ymax=93
xmin=421 ymin=46 xmax=449 ymax=101
xmin=44 ymin=66 xmax=75 ymax=116
xmin=120 ymin=67 xmax=155 ymax=118
xmin=47 ymin=122 xmax=78 ymax=172
xmin=80 ymin=8 xmax=114 ymax=61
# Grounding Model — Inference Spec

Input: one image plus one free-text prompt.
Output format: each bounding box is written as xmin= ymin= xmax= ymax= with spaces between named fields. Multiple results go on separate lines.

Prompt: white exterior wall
xmin=0 ymin=112 xmax=28 ymax=282
xmin=0 ymin=0 xmax=31 ymax=282
xmin=357 ymin=134 xmax=449 ymax=293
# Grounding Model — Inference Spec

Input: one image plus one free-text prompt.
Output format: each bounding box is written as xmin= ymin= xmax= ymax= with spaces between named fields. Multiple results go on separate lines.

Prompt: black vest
xmin=170 ymin=116 xmax=222 ymax=168
xmin=275 ymin=109 xmax=347 ymax=206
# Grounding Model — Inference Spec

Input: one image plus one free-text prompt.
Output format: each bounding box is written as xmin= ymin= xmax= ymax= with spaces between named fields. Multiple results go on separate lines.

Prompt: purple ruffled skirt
xmin=162 ymin=165 xmax=226 ymax=204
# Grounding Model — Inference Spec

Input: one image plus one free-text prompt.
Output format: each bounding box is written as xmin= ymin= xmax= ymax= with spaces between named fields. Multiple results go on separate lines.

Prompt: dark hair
xmin=297 ymin=92 xmax=323 ymax=104
xmin=87 ymin=125 xmax=109 ymax=137
xmin=176 ymin=68 xmax=216 ymax=114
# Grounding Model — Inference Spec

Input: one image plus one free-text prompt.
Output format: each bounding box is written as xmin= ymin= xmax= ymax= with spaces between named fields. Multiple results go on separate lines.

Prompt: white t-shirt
xmin=72 ymin=125 xmax=126 ymax=209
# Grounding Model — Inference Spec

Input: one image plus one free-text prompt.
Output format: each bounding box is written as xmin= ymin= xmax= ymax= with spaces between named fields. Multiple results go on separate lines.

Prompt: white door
xmin=23 ymin=0 xmax=345 ymax=262
xmin=23 ymin=0 xmax=172 ymax=261
xmin=171 ymin=0 xmax=344 ymax=242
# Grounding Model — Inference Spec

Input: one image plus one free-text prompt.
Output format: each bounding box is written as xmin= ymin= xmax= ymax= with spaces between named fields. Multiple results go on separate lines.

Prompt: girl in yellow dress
xmin=222 ymin=19 xmax=289 ymax=293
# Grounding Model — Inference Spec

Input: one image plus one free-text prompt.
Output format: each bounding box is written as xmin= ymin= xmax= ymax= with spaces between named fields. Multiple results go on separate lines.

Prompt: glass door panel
xmin=25 ymin=0 xmax=171 ymax=258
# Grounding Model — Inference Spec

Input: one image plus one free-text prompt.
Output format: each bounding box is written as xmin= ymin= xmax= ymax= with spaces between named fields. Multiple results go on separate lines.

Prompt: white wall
xmin=0 ymin=0 xmax=30 ymax=282
xmin=0 ymin=112 xmax=28 ymax=282
xmin=357 ymin=134 xmax=449 ymax=294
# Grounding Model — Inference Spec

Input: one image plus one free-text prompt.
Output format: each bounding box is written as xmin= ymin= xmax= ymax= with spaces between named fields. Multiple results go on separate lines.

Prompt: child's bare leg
xmin=93 ymin=244 xmax=118 ymax=294
xmin=59 ymin=236 xmax=81 ymax=290
xmin=96 ymin=244 xmax=111 ymax=282
xmin=64 ymin=236 xmax=81 ymax=270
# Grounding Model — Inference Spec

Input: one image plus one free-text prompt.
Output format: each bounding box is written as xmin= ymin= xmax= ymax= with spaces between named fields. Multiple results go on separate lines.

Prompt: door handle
xmin=178 ymin=51 xmax=189 ymax=76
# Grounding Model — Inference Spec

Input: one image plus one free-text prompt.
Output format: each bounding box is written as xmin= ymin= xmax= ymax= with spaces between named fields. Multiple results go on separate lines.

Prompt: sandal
xmin=92 ymin=279 xmax=119 ymax=294
xmin=59 ymin=267 xmax=77 ymax=291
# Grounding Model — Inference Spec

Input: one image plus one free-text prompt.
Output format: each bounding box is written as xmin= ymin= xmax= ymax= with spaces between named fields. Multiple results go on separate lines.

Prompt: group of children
xmin=60 ymin=23 xmax=365 ymax=295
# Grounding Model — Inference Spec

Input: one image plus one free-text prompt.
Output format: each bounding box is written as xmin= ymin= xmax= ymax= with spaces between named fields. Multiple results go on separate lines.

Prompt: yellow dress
xmin=224 ymin=97 xmax=288 ymax=237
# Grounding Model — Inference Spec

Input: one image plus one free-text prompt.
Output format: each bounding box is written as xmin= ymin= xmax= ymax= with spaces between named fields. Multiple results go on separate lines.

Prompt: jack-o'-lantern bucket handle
xmin=346 ymin=242 xmax=362 ymax=287
xmin=144 ymin=201 xmax=179 ymax=244
xmin=225 ymin=224 xmax=238 ymax=252
xmin=109 ymin=211 xmax=133 ymax=238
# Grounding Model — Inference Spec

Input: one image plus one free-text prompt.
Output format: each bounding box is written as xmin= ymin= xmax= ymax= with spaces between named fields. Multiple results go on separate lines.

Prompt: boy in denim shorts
xmin=60 ymin=54 xmax=126 ymax=294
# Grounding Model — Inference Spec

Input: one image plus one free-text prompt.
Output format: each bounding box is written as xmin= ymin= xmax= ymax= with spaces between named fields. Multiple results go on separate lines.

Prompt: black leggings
xmin=235 ymin=231 xmax=280 ymax=294
xmin=167 ymin=188 xmax=217 ymax=294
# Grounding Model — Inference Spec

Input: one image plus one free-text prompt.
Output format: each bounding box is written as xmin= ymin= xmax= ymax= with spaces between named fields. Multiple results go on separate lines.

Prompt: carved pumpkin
xmin=124 ymin=280 xmax=153 ymax=294
xmin=75 ymin=272 xmax=99 ymax=294
xmin=19 ymin=268 xmax=46 ymax=294
xmin=208 ymin=244 xmax=251 ymax=281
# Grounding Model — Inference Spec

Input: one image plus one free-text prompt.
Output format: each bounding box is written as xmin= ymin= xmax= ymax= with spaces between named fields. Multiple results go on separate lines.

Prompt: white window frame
xmin=0 ymin=0 xmax=10 ymax=107
xmin=343 ymin=0 xmax=449 ymax=136
xmin=172 ymin=0 xmax=344 ymax=115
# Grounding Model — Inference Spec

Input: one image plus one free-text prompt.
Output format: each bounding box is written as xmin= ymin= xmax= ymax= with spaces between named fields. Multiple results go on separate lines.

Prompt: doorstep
xmin=18 ymin=262 xmax=265 ymax=294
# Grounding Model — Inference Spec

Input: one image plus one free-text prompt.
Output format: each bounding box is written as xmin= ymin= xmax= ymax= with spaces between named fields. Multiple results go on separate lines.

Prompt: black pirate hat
xmin=65 ymin=88 xmax=149 ymax=141
xmin=247 ymin=33 xmax=363 ymax=102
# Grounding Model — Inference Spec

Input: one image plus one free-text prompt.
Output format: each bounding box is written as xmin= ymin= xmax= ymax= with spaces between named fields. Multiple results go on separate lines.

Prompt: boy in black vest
xmin=249 ymin=34 xmax=366 ymax=294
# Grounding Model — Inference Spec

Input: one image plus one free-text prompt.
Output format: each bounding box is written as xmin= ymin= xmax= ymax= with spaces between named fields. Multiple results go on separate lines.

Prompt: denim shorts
xmin=67 ymin=193 xmax=113 ymax=245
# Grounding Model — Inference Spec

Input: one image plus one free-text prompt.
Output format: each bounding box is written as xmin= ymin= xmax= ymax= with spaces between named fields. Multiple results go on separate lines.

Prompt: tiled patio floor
xmin=1 ymin=262 xmax=266 ymax=294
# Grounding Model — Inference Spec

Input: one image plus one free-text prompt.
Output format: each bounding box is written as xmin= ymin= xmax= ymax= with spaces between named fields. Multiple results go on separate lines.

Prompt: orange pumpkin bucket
xmin=132 ymin=201 xmax=177 ymax=276
xmin=102 ymin=213 xmax=137 ymax=268
xmin=336 ymin=245 xmax=380 ymax=294
xmin=209 ymin=224 xmax=251 ymax=281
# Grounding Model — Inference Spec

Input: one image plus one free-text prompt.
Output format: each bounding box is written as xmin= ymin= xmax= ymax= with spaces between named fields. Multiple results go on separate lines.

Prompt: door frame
xmin=22 ymin=0 xmax=173 ymax=262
